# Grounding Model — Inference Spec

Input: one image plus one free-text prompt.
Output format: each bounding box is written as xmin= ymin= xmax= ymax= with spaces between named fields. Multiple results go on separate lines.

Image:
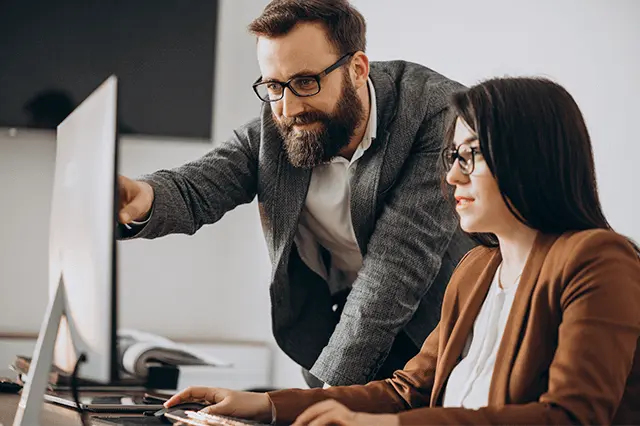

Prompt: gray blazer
xmin=129 ymin=60 xmax=476 ymax=386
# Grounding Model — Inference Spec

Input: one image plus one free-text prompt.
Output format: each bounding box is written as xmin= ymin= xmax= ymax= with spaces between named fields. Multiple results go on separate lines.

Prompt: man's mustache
xmin=279 ymin=112 xmax=329 ymax=131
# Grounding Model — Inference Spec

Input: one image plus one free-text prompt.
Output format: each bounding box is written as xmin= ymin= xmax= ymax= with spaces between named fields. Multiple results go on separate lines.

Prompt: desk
xmin=1 ymin=393 xmax=84 ymax=425
xmin=0 ymin=393 xmax=156 ymax=426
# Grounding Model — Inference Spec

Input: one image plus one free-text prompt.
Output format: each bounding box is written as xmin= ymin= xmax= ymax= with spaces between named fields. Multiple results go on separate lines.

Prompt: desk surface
xmin=1 ymin=393 xmax=84 ymax=425
xmin=0 ymin=393 xmax=157 ymax=426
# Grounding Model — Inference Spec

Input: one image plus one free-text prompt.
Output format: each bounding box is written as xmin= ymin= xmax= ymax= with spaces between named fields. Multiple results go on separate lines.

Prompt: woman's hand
xmin=292 ymin=399 xmax=400 ymax=426
xmin=164 ymin=386 xmax=273 ymax=423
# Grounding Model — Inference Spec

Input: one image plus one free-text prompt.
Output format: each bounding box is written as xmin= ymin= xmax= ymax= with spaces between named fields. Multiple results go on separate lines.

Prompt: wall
xmin=0 ymin=0 xmax=306 ymax=389
xmin=352 ymin=0 xmax=640 ymax=242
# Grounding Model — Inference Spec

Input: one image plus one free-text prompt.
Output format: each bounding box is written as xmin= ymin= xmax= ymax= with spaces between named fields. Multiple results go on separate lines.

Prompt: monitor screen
xmin=0 ymin=0 xmax=218 ymax=140
xmin=50 ymin=76 xmax=119 ymax=382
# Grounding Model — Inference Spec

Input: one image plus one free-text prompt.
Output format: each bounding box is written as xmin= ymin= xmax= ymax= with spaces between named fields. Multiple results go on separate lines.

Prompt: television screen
xmin=0 ymin=0 xmax=218 ymax=140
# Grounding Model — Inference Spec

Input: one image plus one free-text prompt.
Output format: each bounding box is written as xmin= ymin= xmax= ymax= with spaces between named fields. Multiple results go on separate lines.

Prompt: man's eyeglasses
xmin=442 ymin=141 xmax=481 ymax=175
xmin=252 ymin=52 xmax=355 ymax=103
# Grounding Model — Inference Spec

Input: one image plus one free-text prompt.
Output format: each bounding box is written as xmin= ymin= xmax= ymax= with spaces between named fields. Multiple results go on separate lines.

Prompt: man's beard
xmin=273 ymin=71 xmax=364 ymax=169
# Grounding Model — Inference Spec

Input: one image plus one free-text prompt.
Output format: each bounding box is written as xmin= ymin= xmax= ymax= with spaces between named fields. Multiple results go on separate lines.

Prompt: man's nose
xmin=281 ymin=88 xmax=304 ymax=118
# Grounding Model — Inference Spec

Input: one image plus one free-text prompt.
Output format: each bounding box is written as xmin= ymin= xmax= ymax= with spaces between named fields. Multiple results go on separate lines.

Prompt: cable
xmin=71 ymin=353 xmax=90 ymax=426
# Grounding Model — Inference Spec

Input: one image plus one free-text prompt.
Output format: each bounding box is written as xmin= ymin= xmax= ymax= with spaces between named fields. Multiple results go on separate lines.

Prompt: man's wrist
xmin=130 ymin=204 xmax=153 ymax=225
xmin=135 ymin=180 xmax=155 ymax=224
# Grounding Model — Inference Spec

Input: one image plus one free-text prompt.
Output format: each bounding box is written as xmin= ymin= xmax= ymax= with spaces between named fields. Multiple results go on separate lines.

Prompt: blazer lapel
xmin=350 ymin=128 xmax=389 ymax=252
xmin=260 ymin=101 xmax=312 ymax=271
xmin=431 ymin=250 xmax=502 ymax=406
xmin=272 ymin=151 xmax=311 ymax=268
xmin=350 ymin=66 xmax=397 ymax=252
xmin=489 ymin=232 xmax=559 ymax=404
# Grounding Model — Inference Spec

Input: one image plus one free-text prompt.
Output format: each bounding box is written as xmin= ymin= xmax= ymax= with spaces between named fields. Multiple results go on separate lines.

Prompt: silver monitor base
xmin=13 ymin=276 xmax=81 ymax=426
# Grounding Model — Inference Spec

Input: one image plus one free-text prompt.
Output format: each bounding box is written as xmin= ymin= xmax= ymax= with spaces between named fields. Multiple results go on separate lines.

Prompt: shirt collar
xmin=362 ymin=77 xmax=377 ymax=150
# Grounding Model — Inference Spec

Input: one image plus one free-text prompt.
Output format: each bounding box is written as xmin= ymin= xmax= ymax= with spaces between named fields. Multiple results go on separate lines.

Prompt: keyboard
xmin=93 ymin=411 xmax=272 ymax=426
xmin=92 ymin=417 xmax=166 ymax=425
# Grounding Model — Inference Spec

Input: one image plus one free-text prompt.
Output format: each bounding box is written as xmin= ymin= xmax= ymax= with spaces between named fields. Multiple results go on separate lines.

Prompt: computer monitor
xmin=13 ymin=76 xmax=120 ymax=426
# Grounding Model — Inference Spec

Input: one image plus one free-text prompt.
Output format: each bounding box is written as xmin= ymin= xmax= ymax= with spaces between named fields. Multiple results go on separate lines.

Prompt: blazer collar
xmin=489 ymin=232 xmax=559 ymax=404
xmin=368 ymin=63 xmax=397 ymax=142
xmin=431 ymin=232 xmax=560 ymax=406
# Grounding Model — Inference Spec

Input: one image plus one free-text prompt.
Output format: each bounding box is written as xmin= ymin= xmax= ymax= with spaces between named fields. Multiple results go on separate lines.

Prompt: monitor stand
xmin=13 ymin=275 xmax=87 ymax=426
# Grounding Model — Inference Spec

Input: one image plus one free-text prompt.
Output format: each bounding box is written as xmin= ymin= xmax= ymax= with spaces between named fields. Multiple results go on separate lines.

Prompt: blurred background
xmin=0 ymin=0 xmax=638 ymax=389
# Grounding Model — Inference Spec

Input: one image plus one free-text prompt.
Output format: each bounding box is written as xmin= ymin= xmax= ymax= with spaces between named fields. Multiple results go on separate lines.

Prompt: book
xmin=117 ymin=328 xmax=230 ymax=378
xmin=11 ymin=329 xmax=230 ymax=388
xmin=11 ymin=354 xmax=98 ymax=387
xmin=10 ymin=355 xmax=145 ymax=389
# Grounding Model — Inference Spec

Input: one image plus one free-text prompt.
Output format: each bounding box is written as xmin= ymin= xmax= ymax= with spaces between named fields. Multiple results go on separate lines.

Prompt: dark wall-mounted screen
xmin=0 ymin=0 xmax=218 ymax=139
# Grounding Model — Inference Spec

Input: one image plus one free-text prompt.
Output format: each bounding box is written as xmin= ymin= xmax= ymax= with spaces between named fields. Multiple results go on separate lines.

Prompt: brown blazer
xmin=268 ymin=229 xmax=640 ymax=425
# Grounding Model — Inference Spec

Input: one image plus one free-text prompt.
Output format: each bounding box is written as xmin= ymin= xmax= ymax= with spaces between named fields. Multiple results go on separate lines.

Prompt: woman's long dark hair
xmin=443 ymin=77 xmax=638 ymax=251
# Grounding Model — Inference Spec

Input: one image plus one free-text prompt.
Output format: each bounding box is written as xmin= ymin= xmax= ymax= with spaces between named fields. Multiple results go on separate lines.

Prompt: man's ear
xmin=350 ymin=51 xmax=369 ymax=90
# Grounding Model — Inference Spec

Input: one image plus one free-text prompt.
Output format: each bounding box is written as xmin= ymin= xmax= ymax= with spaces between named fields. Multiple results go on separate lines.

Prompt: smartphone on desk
xmin=142 ymin=392 xmax=170 ymax=404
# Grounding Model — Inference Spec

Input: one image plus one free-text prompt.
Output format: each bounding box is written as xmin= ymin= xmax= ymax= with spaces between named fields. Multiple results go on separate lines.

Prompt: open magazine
xmin=117 ymin=329 xmax=232 ymax=378
xmin=12 ymin=330 xmax=231 ymax=388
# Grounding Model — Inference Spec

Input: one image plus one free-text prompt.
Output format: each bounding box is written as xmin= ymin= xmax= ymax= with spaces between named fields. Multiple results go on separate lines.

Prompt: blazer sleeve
xmin=394 ymin=230 xmax=640 ymax=425
xmin=121 ymin=117 xmax=261 ymax=239
xmin=309 ymin=99 xmax=462 ymax=385
xmin=268 ymin=323 xmax=441 ymax=424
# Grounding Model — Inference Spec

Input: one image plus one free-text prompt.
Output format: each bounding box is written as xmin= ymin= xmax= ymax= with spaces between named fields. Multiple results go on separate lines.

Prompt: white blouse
xmin=442 ymin=264 xmax=521 ymax=409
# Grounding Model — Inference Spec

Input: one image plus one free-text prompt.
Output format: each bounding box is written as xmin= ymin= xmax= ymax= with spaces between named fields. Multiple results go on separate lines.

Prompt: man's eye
xmin=297 ymin=78 xmax=314 ymax=87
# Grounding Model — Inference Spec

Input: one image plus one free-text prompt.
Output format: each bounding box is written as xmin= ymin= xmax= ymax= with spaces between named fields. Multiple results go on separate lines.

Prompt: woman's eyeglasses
xmin=442 ymin=141 xmax=481 ymax=175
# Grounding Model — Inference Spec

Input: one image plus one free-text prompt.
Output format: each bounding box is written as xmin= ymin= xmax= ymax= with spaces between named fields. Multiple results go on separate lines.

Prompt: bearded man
xmin=117 ymin=0 xmax=475 ymax=387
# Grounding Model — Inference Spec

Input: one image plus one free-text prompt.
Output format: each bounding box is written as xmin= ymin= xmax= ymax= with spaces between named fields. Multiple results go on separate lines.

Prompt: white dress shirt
xmin=294 ymin=78 xmax=377 ymax=295
xmin=442 ymin=264 xmax=520 ymax=409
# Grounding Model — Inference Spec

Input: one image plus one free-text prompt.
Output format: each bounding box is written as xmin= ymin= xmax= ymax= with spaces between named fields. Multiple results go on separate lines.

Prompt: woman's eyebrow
xmin=454 ymin=135 xmax=479 ymax=147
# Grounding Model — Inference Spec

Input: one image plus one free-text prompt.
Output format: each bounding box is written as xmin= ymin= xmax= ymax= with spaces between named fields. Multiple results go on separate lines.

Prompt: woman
xmin=163 ymin=77 xmax=640 ymax=425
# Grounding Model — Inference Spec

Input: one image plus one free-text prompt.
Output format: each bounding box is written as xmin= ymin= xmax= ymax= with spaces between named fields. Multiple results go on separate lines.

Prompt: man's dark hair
xmin=248 ymin=0 xmax=366 ymax=55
